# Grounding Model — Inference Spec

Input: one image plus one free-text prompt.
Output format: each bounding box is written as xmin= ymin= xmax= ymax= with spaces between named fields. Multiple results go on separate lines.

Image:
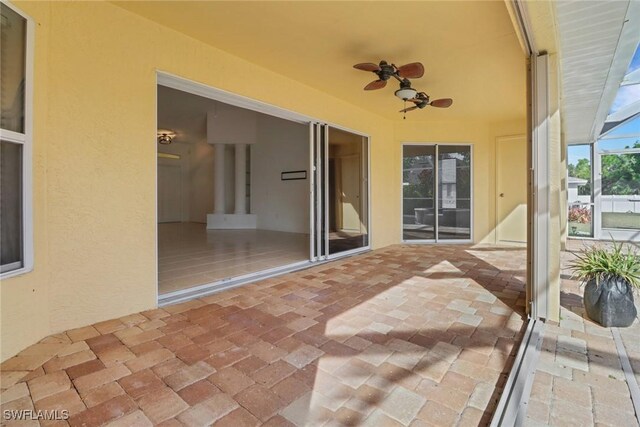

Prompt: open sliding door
xmin=310 ymin=123 xmax=370 ymax=261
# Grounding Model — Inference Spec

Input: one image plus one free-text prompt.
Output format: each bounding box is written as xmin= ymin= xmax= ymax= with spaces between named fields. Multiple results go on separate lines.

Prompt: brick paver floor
xmin=524 ymin=241 xmax=640 ymax=427
xmin=1 ymin=245 xmax=527 ymax=426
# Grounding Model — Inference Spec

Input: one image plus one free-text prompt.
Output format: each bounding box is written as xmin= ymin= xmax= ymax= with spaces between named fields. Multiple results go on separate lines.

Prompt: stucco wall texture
xmin=1 ymin=1 xmax=529 ymax=361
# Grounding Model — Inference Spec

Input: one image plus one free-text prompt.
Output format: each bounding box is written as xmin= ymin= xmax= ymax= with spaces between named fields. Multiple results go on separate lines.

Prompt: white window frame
xmin=1 ymin=0 xmax=34 ymax=279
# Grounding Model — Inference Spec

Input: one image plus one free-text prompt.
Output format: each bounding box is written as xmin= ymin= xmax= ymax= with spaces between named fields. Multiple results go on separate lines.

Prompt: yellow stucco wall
xmin=1 ymin=1 xmax=526 ymax=361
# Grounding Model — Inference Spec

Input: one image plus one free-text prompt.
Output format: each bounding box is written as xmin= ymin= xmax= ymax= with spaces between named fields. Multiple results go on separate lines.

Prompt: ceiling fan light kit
xmin=157 ymin=129 xmax=176 ymax=145
xmin=354 ymin=60 xmax=453 ymax=118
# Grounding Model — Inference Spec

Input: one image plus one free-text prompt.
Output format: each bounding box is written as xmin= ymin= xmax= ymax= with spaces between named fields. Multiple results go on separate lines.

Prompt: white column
xmin=214 ymin=143 xmax=225 ymax=214
xmin=234 ymin=143 xmax=247 ymax=214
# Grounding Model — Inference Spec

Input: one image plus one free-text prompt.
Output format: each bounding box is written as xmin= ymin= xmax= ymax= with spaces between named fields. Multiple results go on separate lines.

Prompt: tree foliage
xmin=568 ymin=142 xmax=640 ymax=196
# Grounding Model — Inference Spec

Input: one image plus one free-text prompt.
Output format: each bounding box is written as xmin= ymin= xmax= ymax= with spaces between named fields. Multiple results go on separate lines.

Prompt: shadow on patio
xmin=0 ymin=245 xmax=528 ymax=426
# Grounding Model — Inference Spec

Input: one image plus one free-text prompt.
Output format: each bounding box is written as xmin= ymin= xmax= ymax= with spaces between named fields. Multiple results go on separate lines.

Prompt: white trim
xmin=599 ymin=148 xmax=640 ymax=155
xmin=157 ymin=71 xmax=312 ymax=125
xmin=323 ymin=125 xmax=329 ymax=259
xmin=531 ymin=53 xmax=550 ymax=320
xmin=0 ymin=0 xmax=34 ymax=280
xmin=309 ymin=123 xmax=315 ymax=262
xmin=400 ymin=142 xmax=474 ymax=245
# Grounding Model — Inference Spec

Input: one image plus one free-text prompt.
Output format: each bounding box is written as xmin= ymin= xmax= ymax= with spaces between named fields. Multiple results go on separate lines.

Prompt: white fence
xmin=569 ymin=195 xmax=640 ymax=213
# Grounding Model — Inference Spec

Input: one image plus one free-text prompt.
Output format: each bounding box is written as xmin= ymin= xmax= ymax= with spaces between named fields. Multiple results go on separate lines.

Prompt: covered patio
xmin=0 ymin=245 xmax=526 ymax=426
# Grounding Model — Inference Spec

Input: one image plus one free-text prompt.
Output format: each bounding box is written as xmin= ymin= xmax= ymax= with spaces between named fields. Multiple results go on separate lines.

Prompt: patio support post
xmin=214 ymin=143 xmax=225 ymax=214
xmin=234 ymin=143 xmax=247 ymax=214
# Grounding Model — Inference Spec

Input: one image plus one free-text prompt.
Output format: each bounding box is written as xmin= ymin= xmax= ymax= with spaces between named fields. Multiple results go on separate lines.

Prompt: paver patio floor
xmin=524 ymin=240 xmax=640 ymax=427
xmin=1 ymin=245 xmax=527 ymax=426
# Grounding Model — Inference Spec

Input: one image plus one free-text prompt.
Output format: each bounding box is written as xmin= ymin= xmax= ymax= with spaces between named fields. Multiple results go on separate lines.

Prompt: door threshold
xmin=158 ymin=248 xmax=370 ymax=307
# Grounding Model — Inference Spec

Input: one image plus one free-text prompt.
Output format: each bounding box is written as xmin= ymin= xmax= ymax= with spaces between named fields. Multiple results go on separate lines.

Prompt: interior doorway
xmin=156 ymin=75 xmax=371 ymax=302
xmin=157 ymin=85 xmax=311 ymax=296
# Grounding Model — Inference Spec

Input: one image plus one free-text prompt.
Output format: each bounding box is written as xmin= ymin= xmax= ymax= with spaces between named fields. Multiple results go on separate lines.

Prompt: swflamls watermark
xmin=3 ymin=409 xmax=69 ymax=421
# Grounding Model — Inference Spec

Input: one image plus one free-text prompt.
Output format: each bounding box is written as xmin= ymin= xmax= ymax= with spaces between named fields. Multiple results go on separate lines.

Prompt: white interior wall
xmin=251 ymin=115 xmax=310 ymax=234
xmin=156 ymin=139 xmax=215 ymax=224
xmin=189 ymin=140 xmax=215 ymax=223
xmin=157 ymin=142 xmax=191 ymax=222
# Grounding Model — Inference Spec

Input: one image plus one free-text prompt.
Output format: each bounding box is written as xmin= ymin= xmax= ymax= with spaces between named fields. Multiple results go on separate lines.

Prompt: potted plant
xmin=569 ymin=242 xmax=640 ymax=327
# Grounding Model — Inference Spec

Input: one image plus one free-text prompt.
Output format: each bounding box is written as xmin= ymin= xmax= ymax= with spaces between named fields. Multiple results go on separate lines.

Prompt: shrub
xmin=568 ymin=206 xmax=591 ymax=224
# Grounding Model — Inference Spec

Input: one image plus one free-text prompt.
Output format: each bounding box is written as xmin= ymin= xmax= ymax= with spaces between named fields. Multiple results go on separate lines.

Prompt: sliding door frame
xmin=311 ymin=122 xmax=372 ymax=261
xmin=157 ymin=71 xmax=372 ymax=303
xmin=400 ymin=142 xmax=474 ymax=244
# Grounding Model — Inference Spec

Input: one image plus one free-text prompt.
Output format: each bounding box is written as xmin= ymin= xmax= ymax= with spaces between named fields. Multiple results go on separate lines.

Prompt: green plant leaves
xmin=568 ymin=241 xmax=640 ymax=289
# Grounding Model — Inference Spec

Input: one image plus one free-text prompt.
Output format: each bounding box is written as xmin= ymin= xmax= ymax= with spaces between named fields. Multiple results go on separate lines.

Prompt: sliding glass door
xmin=402 ymin=144 xmax=472 ymax=242
xmin=311 ymin=124 xmax=370 ymax=260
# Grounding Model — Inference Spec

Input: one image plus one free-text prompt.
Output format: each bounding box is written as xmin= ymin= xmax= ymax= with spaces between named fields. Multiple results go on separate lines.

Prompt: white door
xmin=158 ymin=161 xmax=183 ymax=223
xmin=496 ymin=135 xmax=527 ymax=244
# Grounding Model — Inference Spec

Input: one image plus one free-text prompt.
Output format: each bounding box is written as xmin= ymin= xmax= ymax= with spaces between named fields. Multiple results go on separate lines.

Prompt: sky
xmin=568 ymin=43 xmax=640 ymax=166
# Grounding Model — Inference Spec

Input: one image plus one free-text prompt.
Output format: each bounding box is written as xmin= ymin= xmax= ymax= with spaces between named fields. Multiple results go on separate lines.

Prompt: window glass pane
xmin=327 ymin=128 xmax=368 ymax=254
xmin=403 ymin=145 xmax=436 ymax=240
xmin=0 ymin=140 xmax=23 ymax=271
xmin=437 ymin=146 xmax=471 ymax=240
xmin=0 ymin=3 xmax=26 ymax=133
xmin=601 ymin=152 xmax=640 ymax=231
xmin=568 ymin=203 xmax=594 ymax=238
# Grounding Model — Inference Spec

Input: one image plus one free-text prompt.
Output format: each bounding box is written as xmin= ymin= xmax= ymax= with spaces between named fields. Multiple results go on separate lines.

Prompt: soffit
xmin=554 ymin=0 xmax=640 ymax=144
xmin=114 ymin=1 xmax=526 ymax=122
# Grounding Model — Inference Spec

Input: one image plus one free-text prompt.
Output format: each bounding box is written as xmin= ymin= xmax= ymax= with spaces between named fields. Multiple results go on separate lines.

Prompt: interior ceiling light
xmin=157 ymin=129 xmax=176 ymax=145
xmin=353 ymin=60 xmax=453 ymax=118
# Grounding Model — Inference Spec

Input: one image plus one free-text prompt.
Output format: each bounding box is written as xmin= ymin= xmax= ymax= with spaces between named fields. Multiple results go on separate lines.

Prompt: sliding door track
xmin=490 ymin=318 xmax=545 ymax=426
xmin=158 ymin=248 xmax=370 ymax=307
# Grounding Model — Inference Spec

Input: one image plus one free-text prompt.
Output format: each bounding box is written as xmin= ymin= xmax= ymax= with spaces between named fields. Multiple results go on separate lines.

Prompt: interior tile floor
xmin=1 ymin=245 xmax=527 ymax=426
xmin=159 ymin=223 xmax=309 ymax=295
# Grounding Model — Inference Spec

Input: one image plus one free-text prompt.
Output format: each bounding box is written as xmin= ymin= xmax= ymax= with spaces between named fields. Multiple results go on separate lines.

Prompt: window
xmin=1 ymin=0 xmax=32 ymax=277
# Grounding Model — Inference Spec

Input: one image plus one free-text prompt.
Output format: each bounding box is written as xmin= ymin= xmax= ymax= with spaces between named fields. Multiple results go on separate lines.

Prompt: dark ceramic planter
xmin=583 ymin=277 xmax=637 ymax=327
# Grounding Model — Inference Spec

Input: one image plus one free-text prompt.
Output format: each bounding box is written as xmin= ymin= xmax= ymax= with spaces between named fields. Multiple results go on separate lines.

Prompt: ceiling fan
xmin=353 ymin=60 xmax=453 ymax=118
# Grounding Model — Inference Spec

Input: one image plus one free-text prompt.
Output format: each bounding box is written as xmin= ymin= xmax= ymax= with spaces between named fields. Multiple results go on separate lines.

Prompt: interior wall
xmin=251 ymin=115 xmax=310 ymax=234
xmin=156 ymin=139 xmax=215 ymax=224
xmin=189 ymin=140 xmax=215 ymax=223
xmin=157 ymin=141 xmax=191 ymax=222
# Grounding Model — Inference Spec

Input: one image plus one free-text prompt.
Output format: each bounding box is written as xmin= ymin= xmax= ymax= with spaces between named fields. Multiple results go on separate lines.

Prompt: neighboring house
xmin=1 ymin=0 xmax=638 ymax=365
xmin=567 ymin=176 xmax=588 ymax=203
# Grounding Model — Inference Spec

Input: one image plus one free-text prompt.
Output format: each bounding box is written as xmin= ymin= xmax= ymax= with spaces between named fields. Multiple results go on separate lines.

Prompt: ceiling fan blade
xmin=354 ymin=63 xmax=381 ymax=72
xmin=364 ymin=79 xmax=387 ymax=90
xmin=397 ymin=62 xmax=425 ymax=79
xmin=399 ymin=106 xmax=419 ymax=113
xmin=430 ymin=98 xmax=453 ymax=108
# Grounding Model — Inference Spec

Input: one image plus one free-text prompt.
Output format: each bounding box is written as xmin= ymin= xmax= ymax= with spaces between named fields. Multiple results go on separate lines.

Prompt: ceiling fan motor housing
xmin=376 ymin=61 xmax=396 ymax=81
